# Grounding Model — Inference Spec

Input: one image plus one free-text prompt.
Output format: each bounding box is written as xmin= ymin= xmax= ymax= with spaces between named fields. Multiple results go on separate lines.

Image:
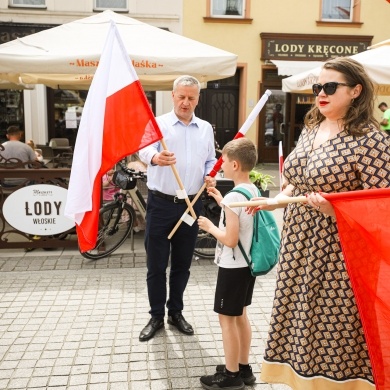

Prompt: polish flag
xmin=64 ymin=21 xmax=162 ymax=252
xmin=323 ymin=188 xmax=390 ymax=390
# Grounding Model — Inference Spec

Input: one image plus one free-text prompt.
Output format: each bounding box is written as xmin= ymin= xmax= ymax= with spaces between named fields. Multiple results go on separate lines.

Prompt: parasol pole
xmin=167 ymin=89 xmax=272 ymax=239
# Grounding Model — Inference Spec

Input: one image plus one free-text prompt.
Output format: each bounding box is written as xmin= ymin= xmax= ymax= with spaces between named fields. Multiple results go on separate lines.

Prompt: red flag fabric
xmin=323 ymin=188 xmax=390 ymax=390
xmin=64 ymin=21 xmax=162 ymax=252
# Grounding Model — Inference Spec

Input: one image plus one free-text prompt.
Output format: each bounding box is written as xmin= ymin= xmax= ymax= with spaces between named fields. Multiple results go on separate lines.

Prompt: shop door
xmin=289 ymin=94 xmax=315 ymax=153
xmin=258 ymin=89 xmax=288 ymax=162
xmin=195 ymin=75 xmax=239 ymax=150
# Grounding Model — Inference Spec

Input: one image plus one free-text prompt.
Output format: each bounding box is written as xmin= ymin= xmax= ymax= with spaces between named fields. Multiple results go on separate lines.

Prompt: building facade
xmin=183 ymin=0 xmax=390 ymax=162
xmin=1 ymin=0 xmax=389 ymax=163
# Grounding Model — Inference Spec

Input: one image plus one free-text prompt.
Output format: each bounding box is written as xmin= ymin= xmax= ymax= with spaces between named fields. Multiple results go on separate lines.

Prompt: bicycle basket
xmin=113 ymin=170 xmax=136 ymax=190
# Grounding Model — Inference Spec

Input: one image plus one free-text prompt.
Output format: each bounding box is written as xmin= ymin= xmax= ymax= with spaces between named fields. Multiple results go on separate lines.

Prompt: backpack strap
xmin=228 ymin=186 xmax=260 ymax=266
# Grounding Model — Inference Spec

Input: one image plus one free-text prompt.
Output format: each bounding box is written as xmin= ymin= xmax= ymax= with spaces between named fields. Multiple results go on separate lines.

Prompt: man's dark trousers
xmin=144 ymin=192 xmax=202 ymax=319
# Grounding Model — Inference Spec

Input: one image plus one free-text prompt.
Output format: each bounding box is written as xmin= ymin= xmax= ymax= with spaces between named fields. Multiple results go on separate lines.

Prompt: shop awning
xmin=271 ymin=60 xmax=325 ymax=76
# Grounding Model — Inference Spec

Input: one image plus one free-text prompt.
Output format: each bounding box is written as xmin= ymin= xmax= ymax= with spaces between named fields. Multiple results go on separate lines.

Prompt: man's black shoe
xmin=139 ymin=318 xmax=164 ymax=341
xmin=216 ymin=364 xmax=256 ymax=385
xmin=167 ymin=313 xmax=194 ymax=335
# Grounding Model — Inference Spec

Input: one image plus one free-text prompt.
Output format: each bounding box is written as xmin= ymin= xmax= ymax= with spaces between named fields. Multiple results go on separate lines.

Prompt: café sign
xmin=261 ymin=33 xmax=372 ymax=60
xmin=0 ymin=22 xmax=56 ymax=44
xmin=3 ymin=184 xmax=75 ymax=235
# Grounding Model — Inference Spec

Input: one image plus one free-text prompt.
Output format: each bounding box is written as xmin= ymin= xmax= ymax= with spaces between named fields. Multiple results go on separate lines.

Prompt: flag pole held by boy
xmin=167 ymin=89 xmax=272 ymax=240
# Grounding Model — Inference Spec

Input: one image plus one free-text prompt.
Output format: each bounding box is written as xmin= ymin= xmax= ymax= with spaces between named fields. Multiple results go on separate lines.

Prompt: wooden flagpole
xmin=228 ymin=195 xmax=307 ymax=208
xmin=167 ymin=182 xmax=206 ymax=239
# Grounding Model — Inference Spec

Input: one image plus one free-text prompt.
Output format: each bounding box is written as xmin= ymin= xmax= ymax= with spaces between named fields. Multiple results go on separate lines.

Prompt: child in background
xmin=197 ymin=138 xmax=258 ymax=390
xmin=26 ymin=139 xmax=43 ymax=163
xmin=127 ymin=155 xmax=147 ymax=232
xmin=102 ymin=169 xmax=118 ymax=202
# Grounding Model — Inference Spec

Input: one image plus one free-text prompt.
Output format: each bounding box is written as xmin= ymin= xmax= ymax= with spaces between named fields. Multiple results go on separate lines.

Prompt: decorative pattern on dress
xmin=263 ymin=127 xmax=390 ymax=385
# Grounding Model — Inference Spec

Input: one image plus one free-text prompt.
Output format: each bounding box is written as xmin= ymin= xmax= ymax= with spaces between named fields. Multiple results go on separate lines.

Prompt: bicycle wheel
xmin=81 ymin=202 xmax=136 ymax=260
xmin=193 ymin=229 xmax=217 ymax=259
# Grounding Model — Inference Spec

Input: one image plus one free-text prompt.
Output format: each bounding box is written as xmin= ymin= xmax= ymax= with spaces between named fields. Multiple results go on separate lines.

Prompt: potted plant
xmin=249 ymin=168 xmax=275 ymax=197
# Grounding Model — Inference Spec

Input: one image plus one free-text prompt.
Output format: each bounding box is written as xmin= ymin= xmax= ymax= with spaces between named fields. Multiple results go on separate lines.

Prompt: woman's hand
xmin=245 ymin=197 xmax=275 ymax=215
xmin=306 ymin=192 xmax=335 ymax=217
xmin=245 ymin=192 xmax=293 ymax=215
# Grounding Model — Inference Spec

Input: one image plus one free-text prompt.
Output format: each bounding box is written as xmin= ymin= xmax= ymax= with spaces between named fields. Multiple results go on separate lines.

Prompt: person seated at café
xmin=26 ymin=139 xmax=44 ymax=163
xmin=0 ymin=126 xmax=37 ymax=187
xmin=1 ymin=126 xmax=37 ymax=163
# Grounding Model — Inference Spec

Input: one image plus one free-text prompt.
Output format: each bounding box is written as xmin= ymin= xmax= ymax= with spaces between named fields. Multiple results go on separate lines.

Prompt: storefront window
xmin=264 ymin=90 xmax=286 ymax=147
xmin=53 ymin=90 xmax=87 ymax=147
xmin=50 ymin=89 xmax=156 ymax=148
xmin=0 ymin=89 xmax=24 ymax=143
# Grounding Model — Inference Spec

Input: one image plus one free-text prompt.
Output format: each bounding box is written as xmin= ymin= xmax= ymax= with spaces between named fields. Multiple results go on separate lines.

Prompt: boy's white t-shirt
xmin=214 ymin=183 xmax=258 ymax=268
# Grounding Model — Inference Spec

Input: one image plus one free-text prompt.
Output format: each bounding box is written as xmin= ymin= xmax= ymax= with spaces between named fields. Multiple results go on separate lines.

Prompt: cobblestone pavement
xmin=0 ymin=251 xmax=291 ymax=390
xmin=0 ymin=164 xmax=292 ymax=389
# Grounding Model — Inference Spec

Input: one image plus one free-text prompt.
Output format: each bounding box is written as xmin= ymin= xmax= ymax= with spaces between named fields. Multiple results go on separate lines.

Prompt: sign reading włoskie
xmin=3 ymin=184 xmax=75 ymax=235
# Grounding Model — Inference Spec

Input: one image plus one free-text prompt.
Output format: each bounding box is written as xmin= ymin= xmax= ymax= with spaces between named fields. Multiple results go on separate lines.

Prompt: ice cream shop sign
xmin=260 ymin=33 xmax=373 ymax=60
xmin=3 ymin=185 xmax=75 ymax=235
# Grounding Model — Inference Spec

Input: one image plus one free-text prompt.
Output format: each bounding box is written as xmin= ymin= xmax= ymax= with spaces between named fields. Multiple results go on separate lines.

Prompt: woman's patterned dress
xmin=261 ymin=127 xmax=390 ymax=390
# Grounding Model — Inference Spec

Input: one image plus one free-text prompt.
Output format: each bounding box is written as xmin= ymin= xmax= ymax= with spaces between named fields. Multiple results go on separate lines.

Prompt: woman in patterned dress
xmin=251 ymin=57 xmax=390 ymax=390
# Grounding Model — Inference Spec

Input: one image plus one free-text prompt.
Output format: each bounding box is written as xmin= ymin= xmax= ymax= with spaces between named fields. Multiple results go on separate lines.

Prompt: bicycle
xmin=81 ymin=162 xmax=224 ymax=260
xmin=80 ymin=163 xmax=147 ymax=260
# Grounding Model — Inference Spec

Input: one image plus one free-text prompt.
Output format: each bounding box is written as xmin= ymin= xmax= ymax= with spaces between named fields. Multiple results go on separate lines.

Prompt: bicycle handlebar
xmin=118 ymin=162 xmax=147 ymax=181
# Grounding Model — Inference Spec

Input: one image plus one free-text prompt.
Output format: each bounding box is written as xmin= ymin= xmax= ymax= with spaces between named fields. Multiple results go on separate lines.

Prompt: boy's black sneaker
xmin=200 ymin=371 xmax=245 ymax=390
xmin=215 ymin=364 xmax=256 ymax=385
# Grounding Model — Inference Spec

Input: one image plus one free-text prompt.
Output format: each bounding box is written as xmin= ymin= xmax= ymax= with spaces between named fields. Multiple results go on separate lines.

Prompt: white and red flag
xmin=64 ymin=21 xmax=162 ymax=252
xmin=278 ymin=141 xmax=284 ymax=191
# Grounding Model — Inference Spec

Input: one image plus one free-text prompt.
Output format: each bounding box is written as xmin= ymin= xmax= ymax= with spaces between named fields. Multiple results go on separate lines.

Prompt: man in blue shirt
xmin=139 ymin=75 xmax=217 ymax=341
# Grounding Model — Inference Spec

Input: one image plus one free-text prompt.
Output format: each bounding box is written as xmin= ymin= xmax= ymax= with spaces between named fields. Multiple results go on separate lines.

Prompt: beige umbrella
xmin=282 ymin=39 xmax=390 ymax=96
xmin=0 ymin=10 xmax=237 ymax=91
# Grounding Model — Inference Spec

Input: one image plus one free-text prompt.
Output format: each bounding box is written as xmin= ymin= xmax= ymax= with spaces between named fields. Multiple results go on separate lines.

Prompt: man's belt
xmin=150 ymin=190 xmax=197 ymax=204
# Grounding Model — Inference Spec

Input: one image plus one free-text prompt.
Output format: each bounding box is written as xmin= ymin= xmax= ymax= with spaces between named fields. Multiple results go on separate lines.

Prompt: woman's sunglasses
xmin=312 ymin=82 xmax=353 ymax=96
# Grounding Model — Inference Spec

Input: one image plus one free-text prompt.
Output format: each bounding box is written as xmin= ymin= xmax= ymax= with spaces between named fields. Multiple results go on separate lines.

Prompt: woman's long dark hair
xmin=304 ymin=57 xmax=379 ymax=135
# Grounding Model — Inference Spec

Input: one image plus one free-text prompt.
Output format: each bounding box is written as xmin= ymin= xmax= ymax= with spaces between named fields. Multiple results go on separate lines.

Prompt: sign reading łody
xmin=3 ymin=184 xmax=75 ymax=235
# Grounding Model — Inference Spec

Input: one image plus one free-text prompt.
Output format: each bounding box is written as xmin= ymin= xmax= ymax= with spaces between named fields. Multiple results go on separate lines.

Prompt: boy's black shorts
xmin=214 ymin=266 xmax=256 ymax=316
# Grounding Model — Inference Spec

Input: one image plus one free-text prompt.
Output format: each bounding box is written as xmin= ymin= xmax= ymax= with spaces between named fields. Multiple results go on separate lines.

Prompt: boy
xmin=198 ymin=138 xmax=257 ymax=390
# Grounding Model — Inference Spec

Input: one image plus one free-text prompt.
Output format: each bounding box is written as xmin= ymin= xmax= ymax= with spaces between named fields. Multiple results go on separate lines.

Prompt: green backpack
xmin=230 ymin=187 xmax=281 ymax=276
